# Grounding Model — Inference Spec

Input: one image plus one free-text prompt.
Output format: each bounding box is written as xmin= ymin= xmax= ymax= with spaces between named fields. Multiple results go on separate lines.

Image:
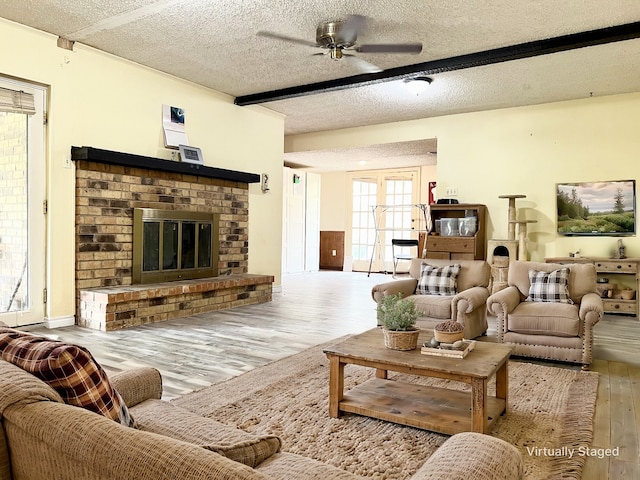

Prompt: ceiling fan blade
xmin=343 ymin=54 xmax=383 ymax=74
xmin=356 ymin=43 xmax=423 ymax=54
xmin=257 ymin=31 xmax=318 ymax=48
xmin=340 ymin=14 xmax=368 ymax=40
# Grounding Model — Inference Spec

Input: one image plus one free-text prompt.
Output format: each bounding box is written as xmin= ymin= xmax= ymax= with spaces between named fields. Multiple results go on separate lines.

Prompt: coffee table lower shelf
xmin=340 ymin=378 xmax=506 ymax=435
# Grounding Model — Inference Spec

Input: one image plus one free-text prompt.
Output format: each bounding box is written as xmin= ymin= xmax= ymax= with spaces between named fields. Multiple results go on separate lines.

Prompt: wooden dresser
xmin=545 ymin=257 xmax=640 ymax=318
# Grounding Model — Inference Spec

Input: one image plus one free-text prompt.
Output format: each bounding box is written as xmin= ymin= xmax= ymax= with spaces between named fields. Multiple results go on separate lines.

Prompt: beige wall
xmin=1 ymin=19 xmax=284 ymax=322
xmin=319 ymin=172 xmax=348 ymax=231
xmin=288 ymin=93 xmax=640 ymax=262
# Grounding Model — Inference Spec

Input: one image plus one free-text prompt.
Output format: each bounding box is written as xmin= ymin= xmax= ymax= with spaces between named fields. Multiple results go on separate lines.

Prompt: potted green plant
xmin=377 ymin=293 xmax=420 ymax=351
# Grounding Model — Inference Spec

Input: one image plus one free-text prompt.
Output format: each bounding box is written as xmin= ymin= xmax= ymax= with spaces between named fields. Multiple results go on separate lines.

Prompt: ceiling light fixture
xmin=404 ymin=76 xmax=432 ymax=95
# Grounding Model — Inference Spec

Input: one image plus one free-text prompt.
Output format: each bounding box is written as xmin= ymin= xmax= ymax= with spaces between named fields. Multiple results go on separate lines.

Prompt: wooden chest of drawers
xmin=426 ymin=236 xmax=478 ymax=260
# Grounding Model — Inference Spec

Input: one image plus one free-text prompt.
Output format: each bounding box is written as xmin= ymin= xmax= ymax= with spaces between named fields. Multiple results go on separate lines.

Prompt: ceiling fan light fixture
xmin=330 ymin=47 xmax=343 ymax=60
xmin=404 ymin=76 xmax=432 ymax=95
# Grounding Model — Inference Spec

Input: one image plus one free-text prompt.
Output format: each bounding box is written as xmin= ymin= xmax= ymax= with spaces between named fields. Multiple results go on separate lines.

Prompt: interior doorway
xmin=282 ymin=168 xmax=321 ymax=274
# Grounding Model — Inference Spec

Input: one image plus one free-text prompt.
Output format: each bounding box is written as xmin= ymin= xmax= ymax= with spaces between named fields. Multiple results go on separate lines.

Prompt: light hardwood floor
xmin=29 ymin=270 xmax=640 ymax=479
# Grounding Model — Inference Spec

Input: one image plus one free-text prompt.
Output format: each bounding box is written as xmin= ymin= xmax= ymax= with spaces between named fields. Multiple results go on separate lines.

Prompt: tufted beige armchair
xmin=371 ymin=258 xmax=491 ymax=339
xmin=486 ymin=260 xmax=603 ymax=370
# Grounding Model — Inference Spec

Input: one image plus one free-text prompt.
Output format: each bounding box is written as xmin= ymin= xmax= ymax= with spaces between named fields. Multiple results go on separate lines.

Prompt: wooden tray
xmin=421 ymin=340 xmax=476 ymax=358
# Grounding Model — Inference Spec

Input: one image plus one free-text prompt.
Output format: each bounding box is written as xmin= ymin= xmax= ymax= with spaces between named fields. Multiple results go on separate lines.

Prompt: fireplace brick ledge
xmin=79 ymin=274 xmax=274 ymax=331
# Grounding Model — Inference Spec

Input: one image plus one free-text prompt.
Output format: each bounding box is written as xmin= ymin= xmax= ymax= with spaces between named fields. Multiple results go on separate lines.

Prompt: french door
xmin=0 ymin=79 xmax=46 ymax=327
xmin=349 ymin=170 xmax=421 ymax=272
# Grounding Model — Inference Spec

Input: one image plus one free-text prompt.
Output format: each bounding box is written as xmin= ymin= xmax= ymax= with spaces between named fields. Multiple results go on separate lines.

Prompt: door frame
xmin=0 ymin=78 xmax=47 ymax=327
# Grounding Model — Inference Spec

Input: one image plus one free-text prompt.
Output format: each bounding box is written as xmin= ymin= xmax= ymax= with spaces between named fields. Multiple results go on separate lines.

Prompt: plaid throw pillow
xmin=416 ymin=264 xmax=461 ymax=296
xmin=0 ymin=328 xmax=134 ymax=427
xmin=526 ymin=268 xmax=574 ymax=304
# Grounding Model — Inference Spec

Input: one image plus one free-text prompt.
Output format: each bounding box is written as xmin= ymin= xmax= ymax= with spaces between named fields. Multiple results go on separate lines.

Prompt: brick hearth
xmin=79 ymin=275 xmax=273 ymax=330
xmin=73 ymin=147 xmax=271 ymax=331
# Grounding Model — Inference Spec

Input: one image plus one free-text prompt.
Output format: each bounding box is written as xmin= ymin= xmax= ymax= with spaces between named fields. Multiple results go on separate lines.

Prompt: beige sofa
xmin=0 ymin=357 xmax=524 ymax=480
xmin=486 ymin=260 xmax=603 ymax=369
xmin=372 ymin=258 xmax=491 ymax=339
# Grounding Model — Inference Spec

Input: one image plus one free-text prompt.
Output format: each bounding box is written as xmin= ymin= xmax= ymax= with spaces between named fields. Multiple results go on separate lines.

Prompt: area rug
xmin=172 ymin=338 xmax=599 ymax=479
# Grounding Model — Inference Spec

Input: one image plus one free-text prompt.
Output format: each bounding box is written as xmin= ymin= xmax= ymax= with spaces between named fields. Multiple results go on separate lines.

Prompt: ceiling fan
xmin=257 ymin=15 xmax=422 ymax=73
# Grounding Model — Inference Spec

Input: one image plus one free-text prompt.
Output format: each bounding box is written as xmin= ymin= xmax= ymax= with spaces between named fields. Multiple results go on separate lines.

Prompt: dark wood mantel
xmin=71 ymin=146 xmax=261 ymax=184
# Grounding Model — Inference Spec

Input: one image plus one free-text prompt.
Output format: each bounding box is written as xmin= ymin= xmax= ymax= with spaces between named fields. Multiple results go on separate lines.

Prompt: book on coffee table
xmin=421 ymin=340 xmax=476 ymax=358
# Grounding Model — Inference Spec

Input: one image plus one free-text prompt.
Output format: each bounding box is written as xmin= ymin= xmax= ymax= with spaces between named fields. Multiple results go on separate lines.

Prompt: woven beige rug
xmin=173 ymin=339 xmax=598 ymax=479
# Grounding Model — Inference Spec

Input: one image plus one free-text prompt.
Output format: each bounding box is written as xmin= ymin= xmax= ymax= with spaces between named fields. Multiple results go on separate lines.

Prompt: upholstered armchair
xmin=371 ymin=258 xmax=491 ymax=339
xmin=486 ymin=260 xmax=603 ymax=370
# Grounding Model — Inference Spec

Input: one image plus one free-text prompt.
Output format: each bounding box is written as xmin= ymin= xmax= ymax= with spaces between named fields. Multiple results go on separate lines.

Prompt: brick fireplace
xmin=72 ymin=147 xmax=273 ymax=331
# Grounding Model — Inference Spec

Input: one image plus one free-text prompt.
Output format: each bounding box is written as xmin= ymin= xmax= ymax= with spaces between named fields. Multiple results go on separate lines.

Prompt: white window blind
xmin=0 ymin=87 xmax=36 ymax=115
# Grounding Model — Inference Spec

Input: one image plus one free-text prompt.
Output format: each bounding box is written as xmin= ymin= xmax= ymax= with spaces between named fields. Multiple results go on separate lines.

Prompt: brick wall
xmin=75 ymin=160 xmax=250 ymax=309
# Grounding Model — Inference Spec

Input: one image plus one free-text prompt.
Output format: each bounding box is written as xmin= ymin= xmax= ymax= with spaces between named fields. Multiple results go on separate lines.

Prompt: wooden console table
xmin=545 ymin=257 xmax=640 ymax=318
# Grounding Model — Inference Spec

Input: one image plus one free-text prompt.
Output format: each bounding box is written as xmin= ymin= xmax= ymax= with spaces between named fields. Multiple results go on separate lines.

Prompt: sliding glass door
xmin=0 ymin=79 xmax=46 ymax=326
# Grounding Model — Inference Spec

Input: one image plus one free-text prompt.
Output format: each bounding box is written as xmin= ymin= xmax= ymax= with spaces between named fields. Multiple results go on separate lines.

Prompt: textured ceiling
xmin=284 ymin=139 xmax=438 ymax=173
xmin=3 ymin=0 xmax=640 ymax=171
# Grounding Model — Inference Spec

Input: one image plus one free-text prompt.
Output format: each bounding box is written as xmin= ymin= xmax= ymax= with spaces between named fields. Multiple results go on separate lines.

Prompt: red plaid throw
xmin=0 ymin=328 xmax=134 ymax=426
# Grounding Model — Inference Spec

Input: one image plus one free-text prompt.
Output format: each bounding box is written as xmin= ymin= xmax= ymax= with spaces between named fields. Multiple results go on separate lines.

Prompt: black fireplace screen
xmin=133 ymin=208 xmax=219 ymax=284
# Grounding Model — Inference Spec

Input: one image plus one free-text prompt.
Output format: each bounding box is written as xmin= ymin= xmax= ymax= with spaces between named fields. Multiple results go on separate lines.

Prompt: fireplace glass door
xmin=133 ymin=209 xmax=219 ymax=284
xmin=162 ymin=221 xmax=179 ymax=270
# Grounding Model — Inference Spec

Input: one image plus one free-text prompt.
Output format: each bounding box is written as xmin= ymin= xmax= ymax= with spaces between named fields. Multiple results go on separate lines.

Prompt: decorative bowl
xmin=433 ymin=329 xmax=464 ymax=343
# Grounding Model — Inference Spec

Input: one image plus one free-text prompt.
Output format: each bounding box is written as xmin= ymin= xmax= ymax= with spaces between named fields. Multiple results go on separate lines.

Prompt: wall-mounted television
xmin=557 ymin=180 xmax=636 ymax=236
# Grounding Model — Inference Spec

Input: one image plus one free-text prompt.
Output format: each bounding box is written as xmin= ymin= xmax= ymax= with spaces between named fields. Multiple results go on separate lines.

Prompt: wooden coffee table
xmin=323 ymin=328 xmax=514 ymax=435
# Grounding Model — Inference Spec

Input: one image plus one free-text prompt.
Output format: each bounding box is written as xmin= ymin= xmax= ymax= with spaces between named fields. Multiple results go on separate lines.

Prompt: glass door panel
xmin=382 ymin=176 xmax=419 ymax=271
xmin=350 ymin=178 xmax=378 ymax=272
xmin=0 ymin=80 xmax=46 ymax=326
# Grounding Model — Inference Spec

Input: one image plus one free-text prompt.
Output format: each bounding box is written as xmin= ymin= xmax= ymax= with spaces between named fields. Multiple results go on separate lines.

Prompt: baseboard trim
xmin=44 ymin=315 xmax=76 ymax=329
xmin=272 ymin=285 xmax=283 ymax=294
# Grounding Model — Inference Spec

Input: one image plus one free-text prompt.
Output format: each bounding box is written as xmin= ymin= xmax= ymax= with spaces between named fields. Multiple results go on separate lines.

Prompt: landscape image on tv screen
xmin=557 ymin=180 xmax=636 ymax=236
